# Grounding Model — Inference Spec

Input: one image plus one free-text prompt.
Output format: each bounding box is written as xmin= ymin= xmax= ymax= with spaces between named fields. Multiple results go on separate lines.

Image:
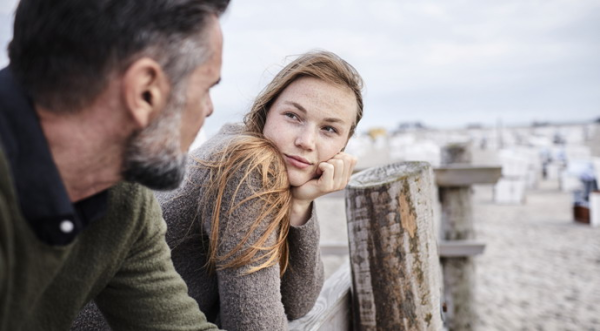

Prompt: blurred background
xmin=1 ymin=0 xmax=599 ymax=138
xmin=1 ymin=1 xmax=599 ymax=330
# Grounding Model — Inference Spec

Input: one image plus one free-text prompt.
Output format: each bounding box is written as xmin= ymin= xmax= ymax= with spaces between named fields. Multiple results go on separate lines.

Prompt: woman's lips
xmin=285 ymin=154 xmax=312 ymax=169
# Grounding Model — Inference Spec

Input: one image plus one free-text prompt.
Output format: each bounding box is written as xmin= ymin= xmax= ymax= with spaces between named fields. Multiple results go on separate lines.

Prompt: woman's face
xmin=263 ymin=77 xmax=357 ymax=187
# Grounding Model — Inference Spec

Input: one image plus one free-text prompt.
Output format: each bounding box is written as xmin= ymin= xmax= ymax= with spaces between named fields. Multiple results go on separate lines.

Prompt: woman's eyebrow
xmin=284 ymin=101 xmax=307 ymax=114
xmin=324 ymin=117 xmax=345 ymax=124
xmin=284 ymin=100 xmax=346 ymax=124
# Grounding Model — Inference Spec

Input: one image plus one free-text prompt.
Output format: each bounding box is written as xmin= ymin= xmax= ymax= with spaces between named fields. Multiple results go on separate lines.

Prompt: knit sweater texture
xmin=0 ymin=147 xmax=218 ymax=331
xmin=157 ymin=123 xmax=325 ymax=330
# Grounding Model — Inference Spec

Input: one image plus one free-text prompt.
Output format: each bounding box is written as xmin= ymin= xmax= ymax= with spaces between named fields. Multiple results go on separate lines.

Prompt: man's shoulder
xmin=106 ymin=182 xmax=162 ymax=225
xmin=109 ymin=181 xmax=150 ymax=199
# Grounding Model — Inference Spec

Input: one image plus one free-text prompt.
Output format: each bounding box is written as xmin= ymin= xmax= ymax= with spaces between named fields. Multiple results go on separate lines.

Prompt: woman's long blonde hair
xmin=202 ymin=50 xmax=364 ymax=275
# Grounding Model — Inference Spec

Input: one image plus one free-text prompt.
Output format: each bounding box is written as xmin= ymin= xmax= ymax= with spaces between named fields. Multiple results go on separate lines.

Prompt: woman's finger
xmin=318 ymin=162 xmax=335 ymax=192
xmin=333 ymin=153 xmax=356 ymax=187
xmin=346 ymin=155 xmax=357 ymax=184
xmin=327 ymin=158 xmax=345 ymax=189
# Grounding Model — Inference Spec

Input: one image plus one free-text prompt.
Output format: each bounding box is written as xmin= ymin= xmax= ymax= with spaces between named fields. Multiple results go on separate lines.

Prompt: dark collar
xmin=0 ymin=67 xmax=107 ymax=246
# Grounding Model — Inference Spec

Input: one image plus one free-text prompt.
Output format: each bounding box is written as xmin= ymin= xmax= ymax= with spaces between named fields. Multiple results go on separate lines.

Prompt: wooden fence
xmin=289 ymin=160 xmax=500 ymax=330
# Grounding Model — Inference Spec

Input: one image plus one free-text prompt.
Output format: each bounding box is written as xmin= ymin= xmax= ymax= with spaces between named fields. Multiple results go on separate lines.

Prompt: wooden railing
xmin=288 ymin=159 xmax=500 ymax=330
xmin=438 ymin=143 xmax=500 ymax=331
xmin=288 ymin=261 xmax=352 ymax=331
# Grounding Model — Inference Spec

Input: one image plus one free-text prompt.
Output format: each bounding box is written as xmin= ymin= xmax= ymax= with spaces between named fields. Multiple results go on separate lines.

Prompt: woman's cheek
xmin=287 ymin=169 xmax=308 ymax=187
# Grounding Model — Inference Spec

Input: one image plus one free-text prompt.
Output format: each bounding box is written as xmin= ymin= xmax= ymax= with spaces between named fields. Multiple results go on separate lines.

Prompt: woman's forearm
xmin=281 ymin=207 xmax=324 ymax=319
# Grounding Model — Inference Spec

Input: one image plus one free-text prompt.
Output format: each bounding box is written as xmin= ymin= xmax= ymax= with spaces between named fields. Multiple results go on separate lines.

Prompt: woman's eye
xmin=284 ymin=112 xmax=298 ymax=120
xmin=323 ymin=126 xmax=338 ymax=134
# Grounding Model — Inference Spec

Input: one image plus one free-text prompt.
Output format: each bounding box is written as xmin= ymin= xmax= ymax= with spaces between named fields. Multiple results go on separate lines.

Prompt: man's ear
xmin=122 ymin=57 xmax=170 ymax=128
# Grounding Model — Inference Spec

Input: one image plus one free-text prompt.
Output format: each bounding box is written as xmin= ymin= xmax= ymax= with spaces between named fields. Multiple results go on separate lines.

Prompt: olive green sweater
xmin=0 ymin=148 xmax=218 ymax=331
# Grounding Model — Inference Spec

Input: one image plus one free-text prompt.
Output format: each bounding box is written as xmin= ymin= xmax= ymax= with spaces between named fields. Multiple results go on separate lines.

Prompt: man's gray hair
xmin=9 ymin=0 xmax=230 ymax=112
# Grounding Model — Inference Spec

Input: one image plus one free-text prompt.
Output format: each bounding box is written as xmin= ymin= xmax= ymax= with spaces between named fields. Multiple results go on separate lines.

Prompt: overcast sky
xmin=1 ymin=0 xmax=599 ymax=136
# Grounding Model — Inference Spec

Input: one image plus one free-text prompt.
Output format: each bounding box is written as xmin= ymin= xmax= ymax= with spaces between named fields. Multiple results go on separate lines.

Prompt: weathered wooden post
xmin=439 ymin=143 xmax=474 ymax=331
xmin=345 ymin=161 xmax=442 ymax=330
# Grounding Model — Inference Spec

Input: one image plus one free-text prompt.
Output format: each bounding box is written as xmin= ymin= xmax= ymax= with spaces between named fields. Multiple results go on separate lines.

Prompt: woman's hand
xmin=289 ymin=152 xmax=357 ymax=226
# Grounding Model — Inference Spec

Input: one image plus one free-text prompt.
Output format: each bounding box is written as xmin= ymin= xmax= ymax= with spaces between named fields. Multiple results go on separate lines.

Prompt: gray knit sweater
xmin=159 ymin=123 xmax=324 ymax=330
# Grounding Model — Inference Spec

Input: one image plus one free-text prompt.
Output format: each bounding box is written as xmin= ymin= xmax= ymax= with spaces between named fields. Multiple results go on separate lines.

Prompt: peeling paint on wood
xmin=399 ymin=186 xmax=417 ymax=239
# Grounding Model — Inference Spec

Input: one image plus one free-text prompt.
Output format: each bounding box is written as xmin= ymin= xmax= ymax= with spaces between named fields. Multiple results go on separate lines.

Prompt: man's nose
xmin=205 ymin=96 xmax=214 ymax=118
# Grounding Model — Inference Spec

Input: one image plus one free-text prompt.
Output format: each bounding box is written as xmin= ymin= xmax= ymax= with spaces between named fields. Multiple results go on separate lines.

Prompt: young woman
xmin=158 ymin=50 xmax=364 ymax=330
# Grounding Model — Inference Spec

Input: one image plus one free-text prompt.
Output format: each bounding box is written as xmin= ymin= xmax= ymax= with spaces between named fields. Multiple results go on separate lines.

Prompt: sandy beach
xmin=473 ymin=180 xmax=600 ymax=330
xmin=316 ymin=177 xmax=600 ymax=330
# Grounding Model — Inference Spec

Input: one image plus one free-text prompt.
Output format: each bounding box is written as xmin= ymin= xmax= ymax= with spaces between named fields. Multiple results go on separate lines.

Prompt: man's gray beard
xmin=122 ymin=86 xmax=188 ymax=191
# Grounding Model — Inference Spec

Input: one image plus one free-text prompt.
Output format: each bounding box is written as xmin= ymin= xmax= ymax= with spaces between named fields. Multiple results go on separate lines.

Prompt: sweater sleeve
xmin=94 ymin=189 xmax=220 ymax=331
xmin=204 ymin=169 xmax=288 ymax=331
xmin=280 ymin=206 xmax=324 ymax=320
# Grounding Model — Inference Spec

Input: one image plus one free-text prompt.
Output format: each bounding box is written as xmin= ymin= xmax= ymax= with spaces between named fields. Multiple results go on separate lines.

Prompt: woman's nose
xmin=294 ymin=128 xmax=315 ymax=150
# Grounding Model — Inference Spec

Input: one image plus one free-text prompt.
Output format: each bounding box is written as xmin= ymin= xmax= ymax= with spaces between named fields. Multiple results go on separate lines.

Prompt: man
xmin=0 ymin=0 xmax=229 ymax=330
